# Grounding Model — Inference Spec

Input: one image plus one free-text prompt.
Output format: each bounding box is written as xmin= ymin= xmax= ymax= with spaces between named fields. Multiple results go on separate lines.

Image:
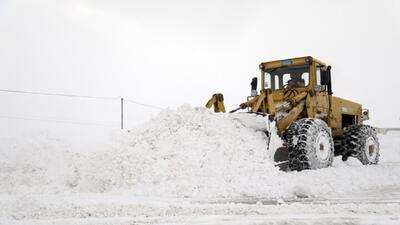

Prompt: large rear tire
xmin=342 ymin=125 xmax=380 ymax=165
xmin=286 ymin=118 xmax=334 ymax=171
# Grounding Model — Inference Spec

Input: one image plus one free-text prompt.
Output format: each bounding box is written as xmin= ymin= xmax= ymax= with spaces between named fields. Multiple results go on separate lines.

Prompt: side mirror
xmin=251 ymin=77 xmax=258 ymax=97
xmin=321 ymin=70 xmax=328 ymax=85
xmin=321 ymin=66 xmax=332 ymax=95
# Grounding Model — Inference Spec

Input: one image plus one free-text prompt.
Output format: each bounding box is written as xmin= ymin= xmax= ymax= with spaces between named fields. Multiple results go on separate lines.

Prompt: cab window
xmin=264 ymin=65 xmax=310 ymax=90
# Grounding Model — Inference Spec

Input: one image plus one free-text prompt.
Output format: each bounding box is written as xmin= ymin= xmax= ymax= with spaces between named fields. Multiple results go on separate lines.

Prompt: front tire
xmin=343 ymin=125 xmax=380 ymax=165
xmin=286 ymin=118 xmax=334 ymax=171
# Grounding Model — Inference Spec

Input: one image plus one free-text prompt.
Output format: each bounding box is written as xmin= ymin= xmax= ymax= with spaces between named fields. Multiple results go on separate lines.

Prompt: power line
xmin=0 ymin=88 xmax=166 ymax=109
xmin=0 ymin=112 xmax=119 ymax=125
xmin=124 ymin=98 xmax=165 ymax=110
xmin=0 ymin=88 xmax=118 ymax=100
xmin=0 ymin=88 xmax=166 ymax=129
xmin=0 ymin=114 xmax=118 ymax=127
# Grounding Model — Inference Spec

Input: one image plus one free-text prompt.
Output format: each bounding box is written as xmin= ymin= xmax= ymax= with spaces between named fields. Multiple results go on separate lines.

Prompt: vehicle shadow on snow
xmin=273 ymin=147 xmax=290 ymax=171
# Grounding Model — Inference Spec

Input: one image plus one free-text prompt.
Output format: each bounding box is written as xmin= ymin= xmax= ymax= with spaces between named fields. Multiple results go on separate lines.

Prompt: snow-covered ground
xmin=1 ymin=106 xmax=400 ymax=224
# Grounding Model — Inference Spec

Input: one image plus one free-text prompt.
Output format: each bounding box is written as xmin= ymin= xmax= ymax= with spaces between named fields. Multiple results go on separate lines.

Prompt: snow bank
xmin=77 ymin=105 xmax=275 ymax=197
xmin=0 ymin=132 xmax=78 ymax=194
xmin=1 ymin=105 xmax=400 ymax=200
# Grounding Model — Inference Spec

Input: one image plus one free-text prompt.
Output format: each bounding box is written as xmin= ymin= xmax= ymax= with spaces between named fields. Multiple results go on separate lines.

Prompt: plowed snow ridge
xmin=1 ymin=105 xmax=400 ymax=199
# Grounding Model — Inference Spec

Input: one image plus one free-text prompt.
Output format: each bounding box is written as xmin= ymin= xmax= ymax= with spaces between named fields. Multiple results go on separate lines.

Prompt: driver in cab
xmin=287 ymin=73 xmax=305 ymax=88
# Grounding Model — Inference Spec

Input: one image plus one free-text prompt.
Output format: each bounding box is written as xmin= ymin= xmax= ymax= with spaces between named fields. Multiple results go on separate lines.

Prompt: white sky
xmin=0 ymin=0 xmax=399 ymax=144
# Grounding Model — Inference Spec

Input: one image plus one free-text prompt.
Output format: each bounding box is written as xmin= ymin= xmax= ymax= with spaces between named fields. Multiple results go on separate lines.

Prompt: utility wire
xmin=0 ymin=88 xmax=168 ymax=130
xmin=0 ymin=112 xmax=119 ymax=125
xmin=0 ymin=114 xmax=118 ymax=127
xmin=0 ymin=88 xmax=118 ymax=100
xmin=124 ymin=98 xmax=165 ymax=110
xmin=0 ymin=88 xmax=166 ymax=109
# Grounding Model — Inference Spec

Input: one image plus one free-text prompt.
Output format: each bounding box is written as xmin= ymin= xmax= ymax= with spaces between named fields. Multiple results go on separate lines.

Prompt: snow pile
xmin=77 ymin=105 xmax=275 ymax=197
xmin=1 ymin=105 xmax=400 ymax=200
xmin=0 ymin=132 xmax=78 ymax=194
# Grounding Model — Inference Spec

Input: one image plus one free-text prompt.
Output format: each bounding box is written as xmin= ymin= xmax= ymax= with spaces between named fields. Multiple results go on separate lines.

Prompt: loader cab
xmin=260 ymin=56 xmax=331 ymax=95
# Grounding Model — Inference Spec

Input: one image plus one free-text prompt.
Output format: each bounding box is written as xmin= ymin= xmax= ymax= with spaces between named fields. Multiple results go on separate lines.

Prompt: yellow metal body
xmin=206 ymin=56 xmax=365 ymax=138
xmin=258 ymin=56 xmax=363 ymax=137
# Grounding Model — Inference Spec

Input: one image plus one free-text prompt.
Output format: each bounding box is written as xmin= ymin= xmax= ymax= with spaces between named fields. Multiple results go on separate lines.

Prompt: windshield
xmin=264 ymin=65 xmax=310 ymax=90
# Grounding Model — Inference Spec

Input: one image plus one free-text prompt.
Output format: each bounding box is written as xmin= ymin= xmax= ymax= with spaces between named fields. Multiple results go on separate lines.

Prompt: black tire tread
xmin=285 ymin=118 xmax=334 ymax=171
xmin=343 ymin=125 xmax=380 ymax=164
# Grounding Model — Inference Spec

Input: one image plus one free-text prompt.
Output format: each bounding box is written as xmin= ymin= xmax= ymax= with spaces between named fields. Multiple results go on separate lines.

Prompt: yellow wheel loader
xmin=206 ymin=56 xmax=379 ymax=171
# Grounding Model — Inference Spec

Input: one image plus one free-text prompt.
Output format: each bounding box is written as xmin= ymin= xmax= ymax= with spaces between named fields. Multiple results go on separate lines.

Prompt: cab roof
xmin=259 ymin=56 xmax=327 ymax=70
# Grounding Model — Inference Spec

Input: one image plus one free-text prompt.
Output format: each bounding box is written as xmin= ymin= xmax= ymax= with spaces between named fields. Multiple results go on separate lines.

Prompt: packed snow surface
xmin=1 ymin=105 xmax=400 ymax=200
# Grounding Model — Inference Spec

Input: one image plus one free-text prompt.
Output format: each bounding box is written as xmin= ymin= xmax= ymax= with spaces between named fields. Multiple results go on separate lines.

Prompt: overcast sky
xmin=0 ymin=0 xmax=399 ymax=144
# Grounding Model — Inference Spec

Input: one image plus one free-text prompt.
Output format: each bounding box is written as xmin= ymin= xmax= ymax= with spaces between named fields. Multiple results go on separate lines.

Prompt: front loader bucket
xmin=206 ymin=93 xmax=289 ymax=170
xmin=230 ymin=113 xmax=288 ymax=170
xmin=229 ymin=113 xmax=270 ymax=132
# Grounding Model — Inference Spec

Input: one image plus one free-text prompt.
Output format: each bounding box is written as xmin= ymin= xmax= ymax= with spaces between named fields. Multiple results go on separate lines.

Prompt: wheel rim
xmin=315 ymin=133 xmax=331 ymax=162
xmin=365 ymin=137 xmax=377 ymax=162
